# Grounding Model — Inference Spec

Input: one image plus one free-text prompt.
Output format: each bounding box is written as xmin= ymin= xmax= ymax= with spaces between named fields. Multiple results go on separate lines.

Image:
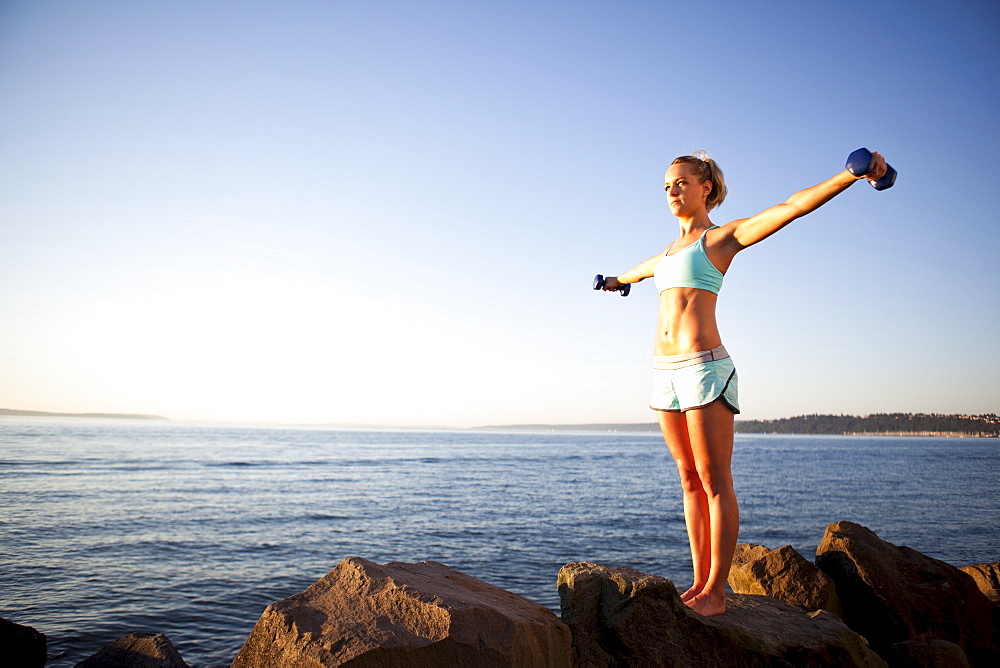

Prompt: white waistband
xmin=653 ymin=345 xmax=729 ymax=370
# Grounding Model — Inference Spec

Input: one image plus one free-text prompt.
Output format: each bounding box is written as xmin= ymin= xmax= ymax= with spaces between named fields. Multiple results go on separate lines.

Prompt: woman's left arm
xmin=723 ymin=152 xmax=887 ymax=250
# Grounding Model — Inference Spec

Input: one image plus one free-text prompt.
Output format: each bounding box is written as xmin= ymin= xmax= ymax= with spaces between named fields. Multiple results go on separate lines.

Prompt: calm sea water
xmin=1 ymin=418 xmax=997 ymax=666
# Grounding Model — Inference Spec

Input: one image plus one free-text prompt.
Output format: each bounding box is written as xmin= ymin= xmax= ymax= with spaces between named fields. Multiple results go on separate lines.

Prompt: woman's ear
xmin=703 ymin=179 xmax=714 ymax=200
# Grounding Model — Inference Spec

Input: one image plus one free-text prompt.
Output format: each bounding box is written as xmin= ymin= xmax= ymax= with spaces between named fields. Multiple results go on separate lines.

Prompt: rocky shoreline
xmin=4 ymin=521 xmax=998 ymax=667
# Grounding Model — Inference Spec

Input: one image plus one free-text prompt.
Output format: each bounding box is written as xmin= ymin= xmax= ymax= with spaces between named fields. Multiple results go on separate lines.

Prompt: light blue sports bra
xmin=653 ymin=226 xmax=724 ymax=295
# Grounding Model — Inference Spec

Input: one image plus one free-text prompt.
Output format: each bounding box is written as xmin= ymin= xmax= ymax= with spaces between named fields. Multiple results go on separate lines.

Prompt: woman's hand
xmin=602 ymin=276 xmax=625 ymax=291
xmin=857 ymin=151 xmax=888 ymax=184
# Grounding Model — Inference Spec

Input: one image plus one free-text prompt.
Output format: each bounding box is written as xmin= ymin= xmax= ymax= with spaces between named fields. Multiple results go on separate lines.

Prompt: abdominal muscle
xmin=654 ymin=288 xmax=723 ymax=356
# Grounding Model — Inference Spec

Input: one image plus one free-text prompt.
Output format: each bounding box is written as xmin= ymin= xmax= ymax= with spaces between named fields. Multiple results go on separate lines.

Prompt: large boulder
xmin=0 ymin=617 xmax=46 ymax=668
xmin=232 ymin=557 xmax=572 ymax=667
xmin=888 ymin=639 xmax=971 ymax=668
xmin=960 ymin=562 xmax=1000 ymax=606
xmin=815 ymin=521 xmax=999 ymax=665
xmin=557 ymin=561 xmax=885 ymax=667
xmin=729 ymin=543 xmax=842 ymax=617
xmin=75 ymin=632 xmax=189 ymax=667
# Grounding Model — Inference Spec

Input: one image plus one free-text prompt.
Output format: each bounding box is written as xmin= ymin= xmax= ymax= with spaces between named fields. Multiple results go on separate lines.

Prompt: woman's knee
xmin=675 ymin=464 xmax=706 ymax=494
xmin=693 ymin=467 xmax=734 ymax=500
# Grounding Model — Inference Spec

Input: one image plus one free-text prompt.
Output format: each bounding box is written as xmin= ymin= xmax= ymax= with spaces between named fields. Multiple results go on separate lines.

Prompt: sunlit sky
xmin=2 ymin=0 xmax=998 ymax=427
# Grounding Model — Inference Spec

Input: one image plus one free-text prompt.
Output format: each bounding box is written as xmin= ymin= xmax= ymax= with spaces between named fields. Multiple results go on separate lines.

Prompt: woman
xmin=601 ymin=150 xmax=888 ymax=616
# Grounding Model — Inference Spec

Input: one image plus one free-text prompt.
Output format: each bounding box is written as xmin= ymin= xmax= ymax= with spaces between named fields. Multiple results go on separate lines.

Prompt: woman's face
xmin=664 ymin=163 xmax=712 ymax=216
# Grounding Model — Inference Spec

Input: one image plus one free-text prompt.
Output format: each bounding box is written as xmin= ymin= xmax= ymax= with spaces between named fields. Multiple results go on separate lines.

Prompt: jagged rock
xmin=556 ymin=561 xmax=885 ymax=667
xmin=960 ymin=562 xmax=1000 ymax=605
xmin=889 ymin=639 xmax=971 ymax=668
xmin=232 ymin=557 xmax=572 ymax=667
xmin=815 ymin=521 xmax=999 ymax=665
xmin=75 ymin=632 xmax=189 ymax=667
xmin=729 ymin=543 xmax=843 ymax=617
xmin=0 ymin=617 xmax=46 ymax=668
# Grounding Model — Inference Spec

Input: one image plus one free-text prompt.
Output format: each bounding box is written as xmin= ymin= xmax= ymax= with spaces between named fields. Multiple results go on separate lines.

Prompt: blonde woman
xmin=601 ymin=150 xmax=888 ymax=616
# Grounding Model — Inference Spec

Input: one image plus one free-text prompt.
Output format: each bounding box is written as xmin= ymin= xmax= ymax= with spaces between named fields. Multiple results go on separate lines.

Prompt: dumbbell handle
xmin=846 ymin=148 xmax=897 ymax=191
xmin=594 ymin=274 xmax=630 ymax=297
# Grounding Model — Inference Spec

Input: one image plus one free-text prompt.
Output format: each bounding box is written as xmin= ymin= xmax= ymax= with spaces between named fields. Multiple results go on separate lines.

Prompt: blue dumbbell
xmin=846 ymin=148 xmax=897 ymax=191
xmin=594 ymin=274 xmax=630 ymax=297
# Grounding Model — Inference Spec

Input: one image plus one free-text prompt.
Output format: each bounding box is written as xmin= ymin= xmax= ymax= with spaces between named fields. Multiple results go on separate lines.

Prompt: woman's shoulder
xmin=705 ymin=220 xmax=750 ymax=255
xmin=706 ymin=220 xmax=740 ymax=241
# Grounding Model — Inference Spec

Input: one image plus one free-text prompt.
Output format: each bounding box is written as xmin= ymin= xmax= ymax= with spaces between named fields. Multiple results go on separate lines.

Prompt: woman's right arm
xmin=601 ymin=250 xmax=665 ymax=291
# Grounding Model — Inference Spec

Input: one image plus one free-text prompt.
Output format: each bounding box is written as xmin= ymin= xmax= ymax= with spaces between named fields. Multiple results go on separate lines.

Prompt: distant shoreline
xmin=0 ymin=408 xmax=168 ymax=421
xmin=2 ymin=409 xmax=997 ymax=437
xmin=478 ymin=426 xmax=996 ymax=438
xmin=479 ymin=413 xmax=1000 ymax=438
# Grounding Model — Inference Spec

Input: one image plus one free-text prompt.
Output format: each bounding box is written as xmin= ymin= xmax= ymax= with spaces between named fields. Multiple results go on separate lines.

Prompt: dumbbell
xmin=594 ymin=274 xmax=630 ymax=297
xmin=846 ymin=148 xmax=897 ymax=191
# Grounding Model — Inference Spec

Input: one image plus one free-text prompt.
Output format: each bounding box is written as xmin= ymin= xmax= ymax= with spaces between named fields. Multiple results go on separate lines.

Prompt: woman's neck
xmin=675 ymin=211 xmax=714 ymax=236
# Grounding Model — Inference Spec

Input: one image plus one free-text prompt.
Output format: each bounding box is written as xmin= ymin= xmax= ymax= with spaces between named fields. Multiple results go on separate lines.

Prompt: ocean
xmin=1 ymin=418 xmax=997 ymax=666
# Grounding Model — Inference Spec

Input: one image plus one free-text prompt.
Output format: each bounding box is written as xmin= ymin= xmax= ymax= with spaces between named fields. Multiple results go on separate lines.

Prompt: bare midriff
xmin=654 ymin=288 xmax=723 ymax=356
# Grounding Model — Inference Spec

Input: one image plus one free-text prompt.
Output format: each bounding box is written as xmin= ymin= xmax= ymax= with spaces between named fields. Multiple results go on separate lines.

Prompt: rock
xmin=888 ymin=639 xmax=971 ymax=668
xmin=75 ymin=632 xmax=189 ymax=667
xmin=815 ymin=521 xmax=999 ymax=665
xmin=729 ymin=543 xmax=843 ymax=617
xmin=960 ymin=562 xmax=1000 ymax=605
xmin=0 ymin=617 xmax=46 ymax=668
xmin=232 ymin=557 xmax=572 ymax=667
xmin=557 ymin=561 xmax=885 ymax=667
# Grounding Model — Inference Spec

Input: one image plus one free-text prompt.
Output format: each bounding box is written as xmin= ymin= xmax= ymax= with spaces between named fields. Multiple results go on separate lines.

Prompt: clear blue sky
xmin=2 ymin=0 xmax=998 ymax=427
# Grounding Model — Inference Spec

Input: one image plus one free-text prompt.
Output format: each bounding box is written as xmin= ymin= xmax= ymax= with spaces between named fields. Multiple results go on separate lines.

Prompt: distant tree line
xmin=482 ymin=413 xmax=999 ymax=437
xmin=734 ymin=413 xmax=999 ymax=437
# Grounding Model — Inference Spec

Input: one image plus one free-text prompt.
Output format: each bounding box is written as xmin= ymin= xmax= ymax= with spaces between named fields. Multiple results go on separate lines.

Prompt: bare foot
xmin=679 ymin=584 xmax=704 ymax=603
xmin=684 ymin=590 xmax=726 ymax=617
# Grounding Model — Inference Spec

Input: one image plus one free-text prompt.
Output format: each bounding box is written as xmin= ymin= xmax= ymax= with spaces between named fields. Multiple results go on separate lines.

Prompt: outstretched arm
xmin=601 ymin=250 xmax=667 ymax=291
xmin=723 ymin=152 xmax=887 ymax=250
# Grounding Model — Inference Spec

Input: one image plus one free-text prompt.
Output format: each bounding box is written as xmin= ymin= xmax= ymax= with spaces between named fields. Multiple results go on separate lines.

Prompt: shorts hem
xmin=650 ymin=396 xmax=740 ymax=415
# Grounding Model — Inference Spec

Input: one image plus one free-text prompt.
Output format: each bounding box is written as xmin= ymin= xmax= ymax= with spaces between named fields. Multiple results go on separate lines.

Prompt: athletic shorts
xmin=649 ymin=345 xmax=740 ymax=414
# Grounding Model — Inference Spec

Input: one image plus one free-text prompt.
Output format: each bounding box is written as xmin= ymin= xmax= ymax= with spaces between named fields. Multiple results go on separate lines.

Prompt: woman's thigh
xmin=658 ymin=409 xmax=698 ymax=476
xmin=684 ymin=400 xmax=736 ymax=485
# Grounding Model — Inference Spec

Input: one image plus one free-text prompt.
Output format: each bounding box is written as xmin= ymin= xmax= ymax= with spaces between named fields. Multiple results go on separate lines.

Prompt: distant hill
xmin=735 ymin=413 xmax=998 ymax=437
xmin=0 ymin=408 xmax=167 ymax=421
xmin=480 ymin=413 xmax=999 ymax=437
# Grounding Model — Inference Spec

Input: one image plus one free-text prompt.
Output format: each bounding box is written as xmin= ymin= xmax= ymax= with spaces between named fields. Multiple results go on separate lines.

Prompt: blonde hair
xmin=670 ymin=151 xmax=727 ymax=211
